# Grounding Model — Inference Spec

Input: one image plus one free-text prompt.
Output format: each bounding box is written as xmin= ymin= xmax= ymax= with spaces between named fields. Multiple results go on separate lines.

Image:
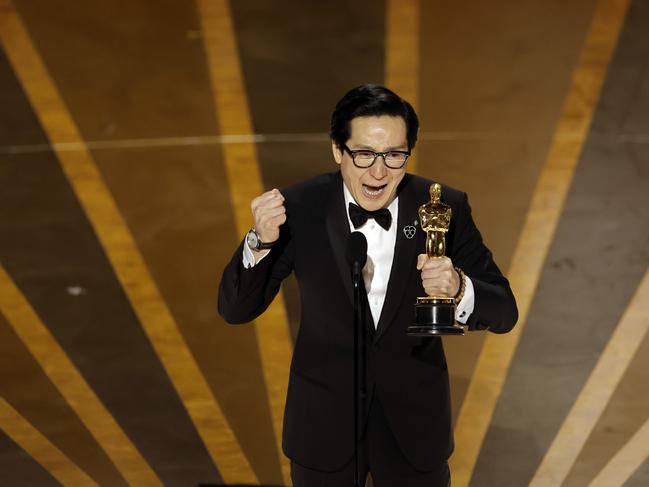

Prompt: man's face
xmin=333 ymin=115 xmax=408 ymax=211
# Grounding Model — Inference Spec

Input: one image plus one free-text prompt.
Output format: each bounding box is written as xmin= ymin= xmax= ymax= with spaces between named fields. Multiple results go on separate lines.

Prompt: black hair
xmin=329 ymin=84 xmax=419 ymax=151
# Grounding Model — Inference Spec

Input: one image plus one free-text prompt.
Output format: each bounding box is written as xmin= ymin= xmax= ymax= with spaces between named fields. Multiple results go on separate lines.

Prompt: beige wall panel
xmin=418 ymin=0 xmax=598 ymax=424
xmin=0 ymin=312 xmax=126 ymax=486
xmin=93 ymin=145 xmax=282 ymax=484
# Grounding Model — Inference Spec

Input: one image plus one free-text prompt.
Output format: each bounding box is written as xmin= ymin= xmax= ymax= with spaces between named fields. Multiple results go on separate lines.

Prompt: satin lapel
xmin=374 ymin=175 xmax=420 ymax=343
xmin=325 ymin=173 xmax=353 ymax=307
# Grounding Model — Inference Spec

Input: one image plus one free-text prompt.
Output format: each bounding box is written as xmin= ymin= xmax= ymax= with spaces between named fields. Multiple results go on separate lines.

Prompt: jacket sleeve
xmin=451 ymin=192 xmax=518 ymax=334
xmin=218 ymin=223 xmax=295 ymax=324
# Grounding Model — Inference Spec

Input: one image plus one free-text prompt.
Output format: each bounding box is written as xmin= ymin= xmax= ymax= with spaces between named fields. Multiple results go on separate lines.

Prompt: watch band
xmin=256 ymin=239 xmax=275 ymax=250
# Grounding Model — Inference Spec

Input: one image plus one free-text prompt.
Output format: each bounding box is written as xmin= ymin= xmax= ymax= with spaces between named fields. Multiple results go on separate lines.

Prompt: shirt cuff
xmin=455 ymin=276 xmax=475 ymax=324
xmin=242 ymin=241 xmax=270 ymax=269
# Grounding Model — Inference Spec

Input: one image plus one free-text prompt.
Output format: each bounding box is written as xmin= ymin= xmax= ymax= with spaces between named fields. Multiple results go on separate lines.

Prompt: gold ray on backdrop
xmin=0 ymin=265 xmax=159 ymax=486
xmin=0 ymin=398 xmax=100 ymax=487
xmin=531 ymin=266 xmax=649 ymax=486
xmin=449 ymin=0 xmax=631 ymax=485
xmin=589 ymin=415 xmax=649 ymax=487
xmin=385 ymin=0 xmax=420 ymax=174
xmin=195 ymin=0 xmax=293 ymax=483
xmin=0 ymin=3 xmax=256 ymax=484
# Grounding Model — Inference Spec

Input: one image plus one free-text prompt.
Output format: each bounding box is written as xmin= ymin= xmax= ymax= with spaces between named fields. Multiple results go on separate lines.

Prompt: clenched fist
xmin=416 ymin=255 xmax=460 ymax=298
xmin=251 ymin=188 xmax=287 ymax=245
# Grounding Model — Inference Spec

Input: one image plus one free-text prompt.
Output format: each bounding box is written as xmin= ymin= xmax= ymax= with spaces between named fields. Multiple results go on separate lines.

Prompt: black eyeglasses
xmin=342 ymin=144 xmax=410 ymax=169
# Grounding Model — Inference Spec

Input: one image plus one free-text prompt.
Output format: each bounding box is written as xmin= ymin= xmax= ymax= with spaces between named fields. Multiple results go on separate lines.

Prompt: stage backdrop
xmin=1 ymin=0 xmax=648 ymax=486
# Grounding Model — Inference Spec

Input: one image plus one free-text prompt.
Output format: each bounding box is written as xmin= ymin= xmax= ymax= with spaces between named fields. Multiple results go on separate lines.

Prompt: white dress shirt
xmin=343 ymin=185 xmax=398 ymax=326
xmin=242 ymin=181 xmax=475 ymax=327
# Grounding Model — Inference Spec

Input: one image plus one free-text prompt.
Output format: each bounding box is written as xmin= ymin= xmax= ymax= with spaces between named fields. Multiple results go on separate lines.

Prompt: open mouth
xmin=362 ymin=183 xmax=388 ymax=199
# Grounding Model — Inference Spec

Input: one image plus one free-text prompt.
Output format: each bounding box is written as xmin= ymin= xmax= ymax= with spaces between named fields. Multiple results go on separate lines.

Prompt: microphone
xmin=346 ymin=232 xmax=367 ymax=282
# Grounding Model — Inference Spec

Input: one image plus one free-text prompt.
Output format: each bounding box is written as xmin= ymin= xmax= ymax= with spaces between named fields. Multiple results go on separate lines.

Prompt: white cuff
xmin=242 ymin=241 xmax=270 ymax=269
xmin=455 ymin=276 xmax=475 ymax=324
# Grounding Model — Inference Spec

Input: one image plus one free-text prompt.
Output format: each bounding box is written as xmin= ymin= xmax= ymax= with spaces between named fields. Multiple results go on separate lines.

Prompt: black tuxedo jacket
xmin=218 ymin=171 xmax=517 ymax=472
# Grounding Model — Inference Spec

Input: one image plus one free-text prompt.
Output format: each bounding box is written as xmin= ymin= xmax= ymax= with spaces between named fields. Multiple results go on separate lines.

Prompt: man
xmin=219 ymin=84 xmax=518 ymax=486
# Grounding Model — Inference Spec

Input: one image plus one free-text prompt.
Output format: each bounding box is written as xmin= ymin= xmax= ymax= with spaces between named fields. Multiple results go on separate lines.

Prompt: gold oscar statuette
xmin=407 ymin=183 xmax=465 ymax=336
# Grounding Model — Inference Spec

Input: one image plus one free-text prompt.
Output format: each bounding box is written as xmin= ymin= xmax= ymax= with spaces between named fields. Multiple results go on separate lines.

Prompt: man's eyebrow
xmin=350 ymin=144 xmax=409 ymax=151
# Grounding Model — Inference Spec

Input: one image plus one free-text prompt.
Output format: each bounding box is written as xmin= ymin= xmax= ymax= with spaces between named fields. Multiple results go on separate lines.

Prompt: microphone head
xmin=346 ymin=231 xmax=368 ymax=268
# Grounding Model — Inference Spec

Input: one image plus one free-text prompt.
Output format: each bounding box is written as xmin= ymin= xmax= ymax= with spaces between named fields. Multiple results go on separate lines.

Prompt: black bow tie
xmin=348 ymin=202 xmax=392 ymax=231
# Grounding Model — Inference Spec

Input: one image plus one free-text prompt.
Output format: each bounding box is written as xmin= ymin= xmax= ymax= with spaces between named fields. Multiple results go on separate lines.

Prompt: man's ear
xmin=331 ymin=141 xmax=343 ymax=165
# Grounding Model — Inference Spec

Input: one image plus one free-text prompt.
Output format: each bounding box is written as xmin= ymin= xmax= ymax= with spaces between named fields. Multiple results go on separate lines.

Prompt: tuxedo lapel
xmin=374 ymin=175 xmax=421 ymax=343
xmin=325 ymin=172 xmax=353 ymax=307
xmin=325 ymin=173 xmax=377 ymax=337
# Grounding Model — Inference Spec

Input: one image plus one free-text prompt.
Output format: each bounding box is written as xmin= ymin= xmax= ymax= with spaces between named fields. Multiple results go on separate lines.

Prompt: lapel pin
xmin=403 ymin=225 xmax=416 ymax=239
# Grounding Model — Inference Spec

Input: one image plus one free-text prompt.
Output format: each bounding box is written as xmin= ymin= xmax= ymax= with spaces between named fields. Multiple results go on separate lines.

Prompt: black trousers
xmin=290 ymin=396 xmax=451 ymax=487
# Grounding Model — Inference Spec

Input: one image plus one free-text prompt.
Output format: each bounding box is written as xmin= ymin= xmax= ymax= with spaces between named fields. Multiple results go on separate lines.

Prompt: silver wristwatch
xmin=246 ymin=228 xmax=275 ymax=251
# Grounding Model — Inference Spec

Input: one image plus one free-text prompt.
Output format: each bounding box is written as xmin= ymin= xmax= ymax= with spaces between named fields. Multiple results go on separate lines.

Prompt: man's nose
xmin=370 ymin=155 xmax=388 ymax=179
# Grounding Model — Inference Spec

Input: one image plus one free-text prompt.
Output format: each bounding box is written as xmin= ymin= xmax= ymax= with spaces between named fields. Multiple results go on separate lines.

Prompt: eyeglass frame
xmin=341 ymin=143 xmax=411 ymax=169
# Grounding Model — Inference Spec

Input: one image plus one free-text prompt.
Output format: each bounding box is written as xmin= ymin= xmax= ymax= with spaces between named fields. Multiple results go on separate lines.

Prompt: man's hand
xmin=417 ymin=255 xmax=460 ymax=298
xmin=251 ymin=188 xmax=286 ymax=244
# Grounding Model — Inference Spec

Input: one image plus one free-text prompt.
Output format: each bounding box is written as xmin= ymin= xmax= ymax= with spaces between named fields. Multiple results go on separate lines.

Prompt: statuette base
xmin=407 ymin=296 xmax=465 ymax=336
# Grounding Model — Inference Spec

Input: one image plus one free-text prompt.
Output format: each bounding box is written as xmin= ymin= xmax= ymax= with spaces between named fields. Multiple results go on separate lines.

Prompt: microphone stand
xmin=351 ymin=261 xmax=366 ymax=487
xmin=347 ymin=231 xmax=368 ymax=487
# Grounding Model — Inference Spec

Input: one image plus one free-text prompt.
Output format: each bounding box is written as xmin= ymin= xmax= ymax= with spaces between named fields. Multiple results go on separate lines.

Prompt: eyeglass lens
xmin=353 ymin=150 xmax=408 ymax=168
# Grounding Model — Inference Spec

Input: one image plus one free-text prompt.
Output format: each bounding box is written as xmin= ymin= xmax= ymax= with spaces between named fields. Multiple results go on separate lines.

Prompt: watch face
xmin=246 ymin=230 xmax=259 ymax=249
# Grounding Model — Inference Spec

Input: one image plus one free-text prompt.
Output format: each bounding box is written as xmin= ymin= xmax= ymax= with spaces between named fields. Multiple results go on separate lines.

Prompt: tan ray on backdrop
xmin=0 ymin=265 xmax=159 ymax=486
xmin=195 ymin=0 xmax=293 ymax=484
xmin=530 ymin=266 xmax=649 ymax=486
xmin=0 ymin=398 xmax=99 ymax=487
xmin=0 ymin=2 xmax=256 ymax=484
xmin=589 ymin=415 xmax=649 ymax=487
xmin=449 ymin=0 xmax=631 ymax=485
xmin=385 ymin=0 xmax=420 ymax=174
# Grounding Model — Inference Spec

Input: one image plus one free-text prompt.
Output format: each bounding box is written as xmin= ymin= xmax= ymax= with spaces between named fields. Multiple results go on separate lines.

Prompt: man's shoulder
xmin=281 ymin=171 xmax=340 ymax=207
